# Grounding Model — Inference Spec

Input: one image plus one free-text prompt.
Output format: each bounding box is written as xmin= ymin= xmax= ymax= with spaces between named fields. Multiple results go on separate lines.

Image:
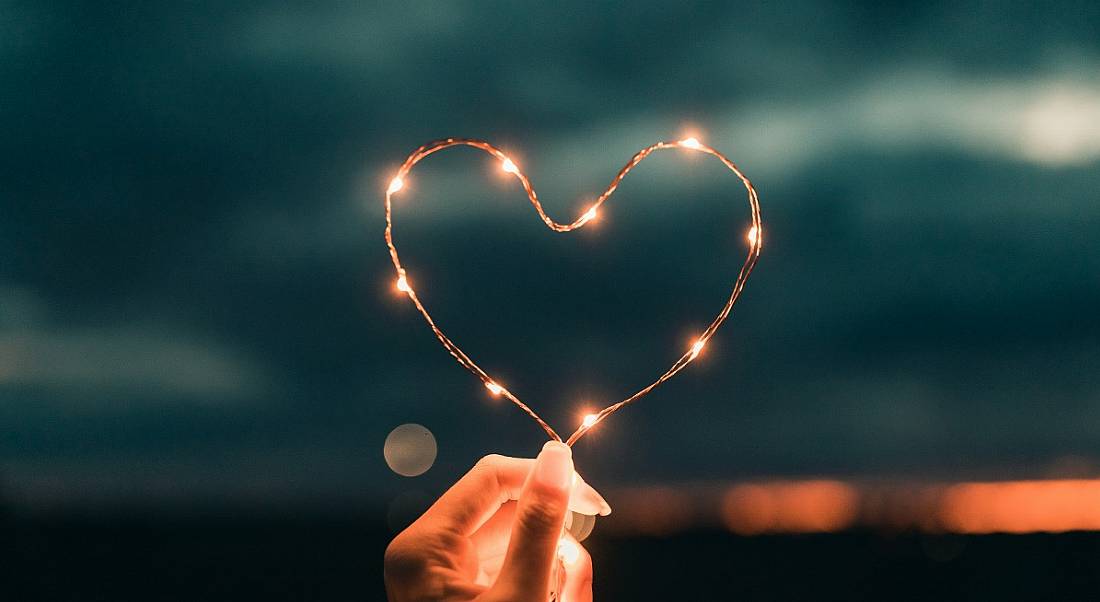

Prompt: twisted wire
xmin=383 ymin=137 xmax=762 ymax=445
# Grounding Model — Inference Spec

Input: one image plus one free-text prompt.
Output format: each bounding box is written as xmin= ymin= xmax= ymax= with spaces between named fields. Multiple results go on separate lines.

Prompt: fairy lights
xmin=383 ymin=136 xmax=762 ymax=445
xmin=679 ymin=137 xmax=703 ymax=150
xmin=395 ymin=273 xmax=411 ymax=293
xmin=556 ymin=538 xmax=581 ymax=565
xmin=388 ymin=175 xmax=405 ymax=195
xmin=690 ymin=339 xmax=706 ymax=359
xmin=747 ymin=225 xmax=760 ymax=245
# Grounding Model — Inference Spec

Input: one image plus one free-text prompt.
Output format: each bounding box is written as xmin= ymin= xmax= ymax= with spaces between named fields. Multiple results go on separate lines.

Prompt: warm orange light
xmin=388 ymin=176 xmax=404 ymax=194
xmin=941 ymin=479 xmax=1100 ymax=534
xmin=382 ymin=137 xmax=763 ymax=446
xmin=606 ymin=486 xmax=694 ymax=536
xmin=721 ymin=481 xmax=859 ymax=534
xmin=679 ymin=137 xmax=702 ymax=150
xmin=689 ymin=339 xmax=705 ymax=358
xmin=747 ymin=225 xmax=760 ymax=245
xmin=556 ymin=538 xmax=580 ymax=564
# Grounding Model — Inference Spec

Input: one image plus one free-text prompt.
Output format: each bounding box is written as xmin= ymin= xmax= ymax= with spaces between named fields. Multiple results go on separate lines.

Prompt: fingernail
xmin=574 ymin=472 xmax=612 ymax=516
xmin=534 ymin=441 xmax=573 ymax=490
xmin=585 ymin=482 xmax=611 ymax=515
xmin=586 ymin=486 xmax=612 ymax=516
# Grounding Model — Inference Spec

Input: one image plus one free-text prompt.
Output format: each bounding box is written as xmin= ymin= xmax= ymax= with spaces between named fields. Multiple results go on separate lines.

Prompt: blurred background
xmin=3 ymin=1 xmax=1100 ymax=599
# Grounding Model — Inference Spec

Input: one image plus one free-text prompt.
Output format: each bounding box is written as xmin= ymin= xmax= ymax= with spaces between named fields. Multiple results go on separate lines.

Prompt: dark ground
xmin=4 ymin=515 xmax=1100 ymax=601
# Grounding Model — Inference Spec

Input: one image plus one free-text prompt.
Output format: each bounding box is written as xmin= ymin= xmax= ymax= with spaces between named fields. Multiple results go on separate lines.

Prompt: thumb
xmin=492 ymin=440 xmax=574 ymax=599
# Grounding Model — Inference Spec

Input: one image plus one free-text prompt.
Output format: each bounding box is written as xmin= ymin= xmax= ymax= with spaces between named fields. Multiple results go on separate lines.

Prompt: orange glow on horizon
xmin=721 ymin=481 xmax=859 ymax=535
xmin=589 ymin=477 xmax=1100 ymax=536
xmin=941 ymin=479 xmax=1100 ymax=534
xmin=606 ymin=486 xmax=694 ymax=536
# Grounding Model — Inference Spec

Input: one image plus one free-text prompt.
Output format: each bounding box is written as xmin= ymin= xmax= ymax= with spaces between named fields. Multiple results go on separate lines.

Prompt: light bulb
xmin=679 ymin=137 xmax=702 ymax=150
xmin=381 ymin=136 xmax=764 ymax=448
xmin=747 ymin=225 xmax=760 ymax=245
xmin=388 ymin=176 xmax=404 ymax=194
xmin=557 ymin=538 xmax=580 ymax=565
xmin=690 ymin=339 xmax=705 ymax=358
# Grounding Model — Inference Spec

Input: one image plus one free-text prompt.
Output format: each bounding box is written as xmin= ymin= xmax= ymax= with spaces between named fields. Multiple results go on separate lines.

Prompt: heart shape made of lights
xmin=384 ymin=137 xmax=762 ymax=446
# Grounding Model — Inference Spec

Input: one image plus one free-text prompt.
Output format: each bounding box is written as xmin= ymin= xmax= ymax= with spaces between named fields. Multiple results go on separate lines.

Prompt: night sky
xmin=3 ymin=1 xmax=1100 ymax=513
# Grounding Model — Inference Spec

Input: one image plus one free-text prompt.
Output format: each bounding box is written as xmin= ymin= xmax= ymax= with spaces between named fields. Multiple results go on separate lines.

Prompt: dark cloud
xmin=2 ymin=1 xmax=1100 ymax=509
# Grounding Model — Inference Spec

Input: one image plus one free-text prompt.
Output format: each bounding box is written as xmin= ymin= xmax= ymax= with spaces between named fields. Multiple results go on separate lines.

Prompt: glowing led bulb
xmin=679 ymin=137 xmax=702 ymax=150
xmin=690 ymin=339 xmax=705 ymax=358
xmin=557 ymin=538 xmax=581 ymax=565
xmin=381 ymin=136 xmax=764 ymax=448
xmin=388 ymin=176 xmax=405 ymax=194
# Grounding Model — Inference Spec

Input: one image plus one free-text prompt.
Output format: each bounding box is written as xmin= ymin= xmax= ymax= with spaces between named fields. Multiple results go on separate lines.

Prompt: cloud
xmin=239 ymin=1 xmax=466 ymax=69
xmin=537 ymin=69 xmax=1100 ymax=190
xmin=347 ymin=68 xmax=1100 ymax=234
xmin=850 ymin=71 xmax=1100 ymax=167
xmin=0 ymin=329 xmax=269 ymax=401
xmin=236 ymin=68 xmax=1061 ymax=300
xmin=0 ymin=285 xmax=269 ymax=403
xmin=0 ymin=2 xmax=47 ymax=56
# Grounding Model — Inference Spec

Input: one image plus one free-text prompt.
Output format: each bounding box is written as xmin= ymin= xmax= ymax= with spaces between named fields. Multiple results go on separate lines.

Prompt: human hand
xmin=384 ymin=441 xmax=611 ymax=601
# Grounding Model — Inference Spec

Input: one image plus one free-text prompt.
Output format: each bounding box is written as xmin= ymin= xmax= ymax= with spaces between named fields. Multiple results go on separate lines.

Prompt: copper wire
xmin=383 ymin=137 xmax=762 ymax=445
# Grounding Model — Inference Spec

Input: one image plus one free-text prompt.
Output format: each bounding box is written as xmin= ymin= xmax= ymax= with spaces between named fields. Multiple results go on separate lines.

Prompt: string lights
xmin=384 ymin=136 xmax=762 ymax=446
xmin=387 ymin=175 xmax=405 ymax=195
xmin=395 ymin=272 xmax=411 ymax=293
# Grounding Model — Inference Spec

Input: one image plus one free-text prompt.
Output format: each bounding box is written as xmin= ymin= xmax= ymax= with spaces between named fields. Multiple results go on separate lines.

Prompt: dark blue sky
xmin=2 ymin=1 xmax=1099 ymax=511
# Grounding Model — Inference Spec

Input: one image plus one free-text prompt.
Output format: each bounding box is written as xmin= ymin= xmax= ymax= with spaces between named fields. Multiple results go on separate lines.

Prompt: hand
xmin=384 ymin=441 xmax=611 ymax=601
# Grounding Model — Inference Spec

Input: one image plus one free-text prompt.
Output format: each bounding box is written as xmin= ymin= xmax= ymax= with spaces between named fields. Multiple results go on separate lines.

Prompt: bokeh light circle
xmin=384 ymin=423 xmax=437 ymax=477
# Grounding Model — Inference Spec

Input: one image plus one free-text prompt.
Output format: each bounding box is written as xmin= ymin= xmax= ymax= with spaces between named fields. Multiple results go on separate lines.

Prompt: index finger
xmin=415 ymin=454 xmax=611 ymax=536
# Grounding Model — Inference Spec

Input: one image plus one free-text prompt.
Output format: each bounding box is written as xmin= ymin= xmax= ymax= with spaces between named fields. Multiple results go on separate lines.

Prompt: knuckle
xmin=475 ymin=453 xmax=505 ymax=469
xmin=516 ymin=497 xmax=565 ymax=534
xmin=469 ymin=457 xmax=503 ymax=489
xmin=383 ymin=534 xmax=425 ymax=582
